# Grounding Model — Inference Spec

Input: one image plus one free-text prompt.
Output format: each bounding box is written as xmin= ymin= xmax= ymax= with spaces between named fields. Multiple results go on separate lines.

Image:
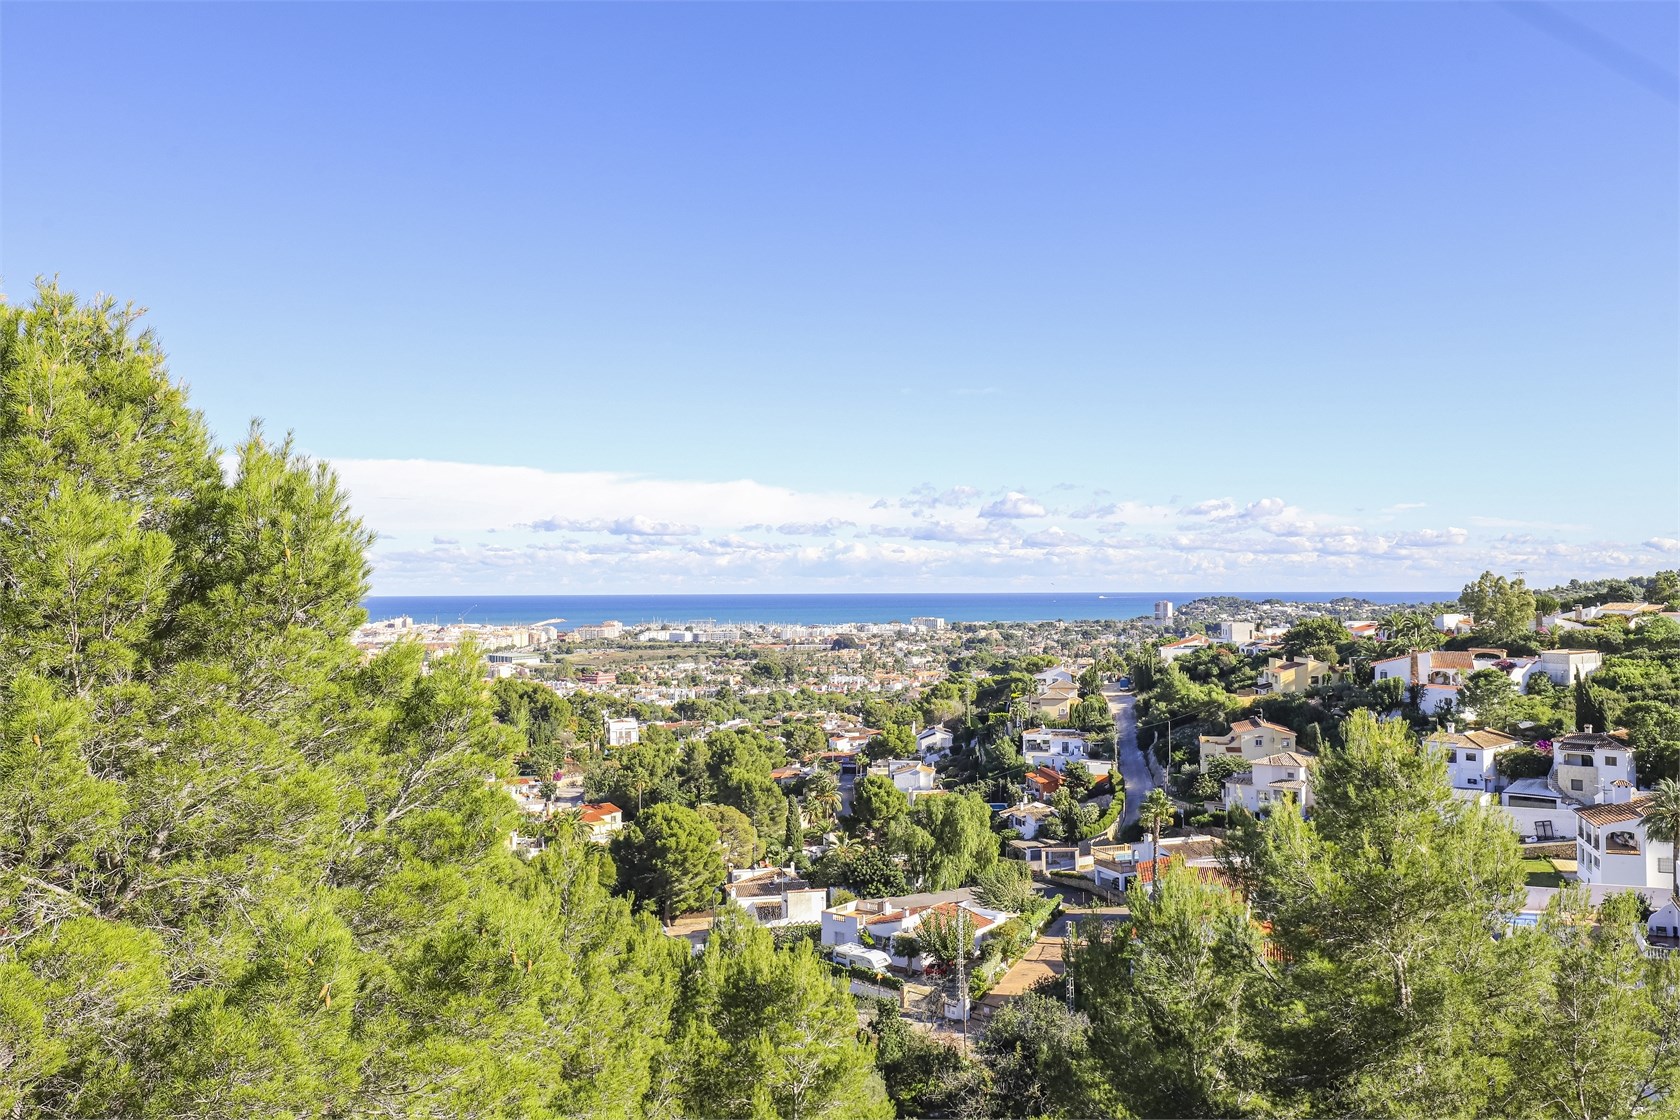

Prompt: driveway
xmin=1105 ymin=690 xmax=1156 ymax=830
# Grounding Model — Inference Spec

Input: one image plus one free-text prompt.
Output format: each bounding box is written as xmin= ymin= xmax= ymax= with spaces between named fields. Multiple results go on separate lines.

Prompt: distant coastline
xmin=360 ymin=592 xmax=1453 ymax=628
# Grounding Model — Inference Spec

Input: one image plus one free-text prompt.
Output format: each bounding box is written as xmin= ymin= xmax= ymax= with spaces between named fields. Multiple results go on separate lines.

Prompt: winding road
xmin=1104 ymin=688 xmax=1157 ymax=831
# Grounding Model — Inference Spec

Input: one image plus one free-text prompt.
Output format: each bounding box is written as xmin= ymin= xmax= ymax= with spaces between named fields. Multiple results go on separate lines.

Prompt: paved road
xmin=1104 ymin=690 xmax=1156 ymax=831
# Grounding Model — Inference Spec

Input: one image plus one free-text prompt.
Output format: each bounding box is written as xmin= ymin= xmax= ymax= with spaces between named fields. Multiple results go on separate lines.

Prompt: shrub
xmin=974 ymin=861 xmax=1039 ymax=912
xmin=842 ymin=964 xmax=903 ymax=991
xmin=772 ymin=923 xmax=821 ymax=951
xmin=1496 ymin=747 xmax=1552 ymax=780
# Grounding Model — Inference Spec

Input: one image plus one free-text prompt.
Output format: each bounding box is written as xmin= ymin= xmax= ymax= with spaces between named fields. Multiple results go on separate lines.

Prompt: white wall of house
xmin=1496 ymin=801 xmax=1578 ymax=842
xmin=1576 ymin=817 xmax=1675 ymax=890
xmin=1538 ymin=649 xmax=1604 ymax=686
xmin=917 ymin=727 xmax=954 ymax=758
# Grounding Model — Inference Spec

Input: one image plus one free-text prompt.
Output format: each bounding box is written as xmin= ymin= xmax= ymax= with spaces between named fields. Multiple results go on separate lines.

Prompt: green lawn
xmin=1521 ymin=858 xmax=1565 ymax=888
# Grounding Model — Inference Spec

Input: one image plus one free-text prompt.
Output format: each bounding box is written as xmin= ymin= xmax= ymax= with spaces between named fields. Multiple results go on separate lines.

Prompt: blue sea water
xmin=360 ymin=592 xmax=1452 ymax=628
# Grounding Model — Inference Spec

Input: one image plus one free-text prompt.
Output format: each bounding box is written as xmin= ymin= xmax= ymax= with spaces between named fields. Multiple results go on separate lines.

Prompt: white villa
xmin=868 ymin=758 xmax=939 ymax=796
xmin=1159 ymin=635 xmax=1216 ymax=663
xmin=1198 ymin=717 xmax=1298 ymax=772
xmin=999 ymin=800 xmax=1057 ymax=840
xmin=605 ymin=717 xmax=640 ymax=746
xmin=1224 ymin=752 xmax=1315 ymax=817
xmin=1575 ymin=794 xmax=1674 ymax=892
xmin=821 ymin=896 xmax=1011 ymax=972
xmin=722 ymin=866 xmax=828 ymax=926
xmin=1422 ymin=728 xmax=1522 ymax=797
xmin=1022 ymin=727 xmax=1089 ymax=772
xmin=1033 ymin=666 xmax=1077 ymax=690
xmin=916 ymin=726 xmax=954 ymax=758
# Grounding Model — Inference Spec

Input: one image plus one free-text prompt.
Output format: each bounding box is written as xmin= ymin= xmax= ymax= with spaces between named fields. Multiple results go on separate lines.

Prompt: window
xmin=1571 ymin=779 xmax=1584 ymax=791
xmin=1605 ymin=756 xmax=1618 ymax=767
xmin=1464 ymin=752 xmax=1478 ymax=762
xmin=1447 ymin=751 xmax=1458 ymax=763
xmin=1661 ymin=858 xmax=1676 ymax=876
xmin=1536 ymin=821 xmax=1554 ymax=839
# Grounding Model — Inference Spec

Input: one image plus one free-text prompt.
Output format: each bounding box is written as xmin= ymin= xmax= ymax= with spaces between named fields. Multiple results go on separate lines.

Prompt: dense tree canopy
xmin=0 ymin=285 xmax=894 ymax=1120
xmin=0 ymin=285 xmax=689 ymax=1117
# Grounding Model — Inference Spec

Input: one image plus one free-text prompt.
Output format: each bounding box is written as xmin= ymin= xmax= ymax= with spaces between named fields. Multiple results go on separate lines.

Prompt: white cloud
xmin=979 ymin=491 xmax=1047 ymax=519
xmin=1393 ymin=527 xmax=1469 ymax=548
xmin=330 ymin=459 xmax=1671 ymax=592
xmin=769 ymin=519 xmax=856 ymax=537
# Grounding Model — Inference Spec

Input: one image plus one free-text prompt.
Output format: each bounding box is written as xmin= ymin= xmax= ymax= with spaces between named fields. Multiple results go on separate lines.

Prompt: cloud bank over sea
xmin=332 ymin=459 xmax=1674 ymax=594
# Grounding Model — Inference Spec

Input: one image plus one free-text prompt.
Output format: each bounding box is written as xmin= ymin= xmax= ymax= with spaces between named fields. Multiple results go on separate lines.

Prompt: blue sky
xmin=4 ymin=2 xmax=1676 ymax=593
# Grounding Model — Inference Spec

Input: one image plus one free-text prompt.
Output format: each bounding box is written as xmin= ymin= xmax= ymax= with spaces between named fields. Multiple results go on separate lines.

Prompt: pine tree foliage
xmin=0 ymin=283 xmax=880 ymax=1120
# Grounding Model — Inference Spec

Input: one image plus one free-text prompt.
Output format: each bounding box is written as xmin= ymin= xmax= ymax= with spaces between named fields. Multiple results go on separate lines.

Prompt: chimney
xmin=1585 ymin=725 xmax=1594 ymax=735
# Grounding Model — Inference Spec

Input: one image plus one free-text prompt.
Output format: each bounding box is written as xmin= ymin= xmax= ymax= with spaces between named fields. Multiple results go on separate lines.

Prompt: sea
xmin=360 ymin=592 xmax=1452 ymax=628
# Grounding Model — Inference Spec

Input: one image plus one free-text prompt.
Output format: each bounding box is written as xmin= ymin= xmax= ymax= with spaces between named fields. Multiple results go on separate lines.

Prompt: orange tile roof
xmin=579 ymin=803 xmax=622 ymax=823
xmin=1577 ymin=797 xmax=1652 ymax=826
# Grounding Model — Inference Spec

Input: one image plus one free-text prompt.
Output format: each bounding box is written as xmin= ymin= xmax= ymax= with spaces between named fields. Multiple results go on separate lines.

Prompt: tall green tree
xmin=1281 ymin=616 xmax=1351 ymax=662
xmin=610 ymin=803 xmax=727 ymax=919
xmin=866 ymin=999 xmax=988 ymax=1119
xmin=1459 ymin=570 xmax=1537 ymax=640
xmin=1642 ymin=779 xmax=1680 ymax=904
xmin=1222 ymin=709 xmax=1525 ymax=1115
xmin=1506 ymin=889 xmax=1680 ymax=1119
xmin=0 ymin=283 xmax=694 ymax=1118
xmin=1073 ymin=858 xmax=1265 ymax=1117
xmin=1461 ymin=667 xmax=1519 ymax=730
xmin=663 ymin=909 xmax=892 ymax=1120
xmin=1138 ymin=788 xmax=1176 ymax=897
xmin=698 ymin=803 xmax=760 ymax=868
xmin=851 ymin=774 xmax=909 ymax=835
xmin=892 ymin=793 xmax=998 ymax=891
xmin=1575 ymin=671 xmax=1613 ymax=733
xmin=974 ymin=993 xmax=1118 ymax=1118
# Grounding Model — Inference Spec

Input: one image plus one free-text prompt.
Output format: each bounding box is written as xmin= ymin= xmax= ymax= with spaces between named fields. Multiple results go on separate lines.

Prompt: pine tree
xmin=1072 ymin=858 xmax=1264 ymax=1117
xmin=0 ymin=283 xmax=688 ymax=1116
xmin=1222 ymin=709 xmax=1527 ymax=1115
xmin=665 ymin=908 xmax=893 ymax=1119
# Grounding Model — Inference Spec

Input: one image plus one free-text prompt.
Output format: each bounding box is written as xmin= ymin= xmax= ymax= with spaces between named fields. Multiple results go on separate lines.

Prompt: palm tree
xmin=549 ymin=807 xmax=592 ymax=845
xmin=807 ymin=788 xmax=842 ymax=824
xmin=1643 ymin=779 xmax=1680 ymax=904
xmin=1138 ymin=788 xmax=1177 ymax=900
